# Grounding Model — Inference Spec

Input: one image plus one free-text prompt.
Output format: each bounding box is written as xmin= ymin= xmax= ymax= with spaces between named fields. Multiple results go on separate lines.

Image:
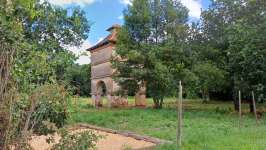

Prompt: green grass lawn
xmin=68 ymin=97 xmax=266 ymax=150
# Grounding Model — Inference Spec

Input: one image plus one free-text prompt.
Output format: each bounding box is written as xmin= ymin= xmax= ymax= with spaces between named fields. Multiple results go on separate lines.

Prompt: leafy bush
xmin=0 ymin=83 xmax=71 ymax=148
xmin=52 ymin=129 xmax=100 ymax=150
xmin=193 ymin=62 xmax=227 ymax=102
xmin=29 ymin=83 xmax=71 ymax=135
xmin=64 ymin=64 xmax=91 ymax=97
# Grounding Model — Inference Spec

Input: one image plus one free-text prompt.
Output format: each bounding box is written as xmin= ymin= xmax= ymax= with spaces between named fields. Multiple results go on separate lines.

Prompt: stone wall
xmin=89 ymin=30 xmax=146 ymax=108
xmin=91 ymin=62 xmax=112 ymax=79
xmin=91 ymin=45 xmax=113 ymax=65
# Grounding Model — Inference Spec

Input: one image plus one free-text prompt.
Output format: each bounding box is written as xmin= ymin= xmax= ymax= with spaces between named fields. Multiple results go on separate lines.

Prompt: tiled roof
xmin=107 ymin=24 xmax=121 ymax=31
xmin=87 ymin=24 xmax=121 ymax=51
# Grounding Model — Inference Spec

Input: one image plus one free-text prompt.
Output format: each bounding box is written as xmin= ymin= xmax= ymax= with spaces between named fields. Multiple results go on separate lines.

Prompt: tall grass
xmin=69 ymin=98 xmax=266 ymax=150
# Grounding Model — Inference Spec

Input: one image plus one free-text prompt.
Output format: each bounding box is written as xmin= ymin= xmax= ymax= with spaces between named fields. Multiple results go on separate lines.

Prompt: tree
xmin=147 ymin=60 xmax=173 ymax=108
xmin=113 ymin=0 xmax=189 ymax=108
xmin=198 ymin=0 xmax=242 ymax=100
xmin=64 ymin=64 xmax=91 ymax=97
xmin=113 ymin=0 xmax=151 ymax=94
xmin=0 ymin=0 xmax=34 ymax=147
xmin=13 ymin=1 xmax=90 ymax=89
xmin=193 ymin=62 xmax=227 ymax=102
xmin=227 ymin=0 xmax=266 ymax=103
xmin=0 ymin=0 xmax=91 ymax=148
xmin=0 ymin=0 xmax=35 ymax=148
xmin=198 ymin=0 xmax=266 ymax=104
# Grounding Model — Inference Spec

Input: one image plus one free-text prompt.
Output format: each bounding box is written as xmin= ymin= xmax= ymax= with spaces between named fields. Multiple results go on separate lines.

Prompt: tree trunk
xmin=249 ymin=99 xmax=254 ymax=113
xmin=233 ymin=89 xmax=240 ymax=111
xmin=206 ymin=91 xmax=210 ymax=102
xmin=159 ymin=98 xmax=163 ymax=108
xmin=234 ymin=98 xmax=240 ymax=111
xmin=202 ymin=89 xmax=210 ymax=103
xmin=153 ymin=99 xmax=159 ymax=109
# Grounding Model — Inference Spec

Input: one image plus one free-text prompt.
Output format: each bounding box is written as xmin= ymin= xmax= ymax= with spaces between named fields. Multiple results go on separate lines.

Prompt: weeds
xmin=69 ymin=98 xmax=266 ymax=150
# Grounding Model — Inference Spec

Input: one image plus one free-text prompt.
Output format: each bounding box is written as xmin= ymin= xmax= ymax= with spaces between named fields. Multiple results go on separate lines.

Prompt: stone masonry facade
xmin=88 ymin=24 xmax=146 ymax=107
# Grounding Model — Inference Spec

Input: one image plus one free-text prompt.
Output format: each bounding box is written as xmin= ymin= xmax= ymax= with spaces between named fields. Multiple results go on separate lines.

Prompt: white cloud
xmin=76 ymin=54 xmax=91 ymax=64
xmin=120 ymin=0 xmax=132 ymax=6
xmin=67 ymin=40 xmax=91 ymax=55
xmin=180 ymin=0 xmax=202 ymax=18
xmin=43 ymin=0 xmax=96 ymax=7
xmin=67 ymin=40 xmax=91 ymax=64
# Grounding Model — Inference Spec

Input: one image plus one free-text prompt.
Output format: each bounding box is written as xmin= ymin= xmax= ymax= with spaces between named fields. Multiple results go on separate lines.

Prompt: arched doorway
xmin=95 ymin=81 xmax=108 ymax=107
xmin=98 ymin=81 xmax=107 ymax=97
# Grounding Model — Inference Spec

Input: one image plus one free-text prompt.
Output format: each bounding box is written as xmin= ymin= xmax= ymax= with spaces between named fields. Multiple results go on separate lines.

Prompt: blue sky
xmin=46 ymin=0 xmax=211 ymax=64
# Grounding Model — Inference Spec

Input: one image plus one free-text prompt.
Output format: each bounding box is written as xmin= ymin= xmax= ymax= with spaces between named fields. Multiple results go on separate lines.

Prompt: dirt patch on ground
xmin=29 ymin=127 xmax=156 ymax=150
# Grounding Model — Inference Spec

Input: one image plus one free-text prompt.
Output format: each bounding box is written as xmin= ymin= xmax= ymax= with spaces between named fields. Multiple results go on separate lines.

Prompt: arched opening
xmin=98 ymin=81 xmax=107 ymax=96
xmin=96 ymin=81 xmax=108 ymax=107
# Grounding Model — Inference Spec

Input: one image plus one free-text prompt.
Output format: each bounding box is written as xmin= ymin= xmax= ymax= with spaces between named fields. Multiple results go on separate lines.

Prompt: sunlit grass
xmin=68 ymin=97 xmax=266 ymax=150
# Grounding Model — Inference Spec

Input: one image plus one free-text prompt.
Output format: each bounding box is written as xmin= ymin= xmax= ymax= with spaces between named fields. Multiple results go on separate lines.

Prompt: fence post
xmin=177 ymin=81 xmax=183 ymax=147
xmin=238 ymin=90 xmax=242 ymax=127
xmin=251 ymin=91 xmax=258 ymax=124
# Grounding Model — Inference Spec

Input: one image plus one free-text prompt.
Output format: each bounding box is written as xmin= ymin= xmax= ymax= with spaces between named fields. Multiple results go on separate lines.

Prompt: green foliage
xmin=30 ymin=83 xmax=70 ymax=134
xmin=1 ymin=0 xmax=90 ymax=148
xmin=147 ymin=61 xmax=174 ymax=108
xmin=52 ymin=51 xmax=77 ymax=81
xmin=64 ymin=64 xmax=91 ymax=97
xmin=6 ymin=83 xmax=71 ymax=137
xmin=13 ymin=49 xmax=77 ymax=92
xmin=187 ymin=0 xmax=266 ymax=102
xmin=22 ymin=1 xmax=90 ymax=51
xmin=13 ymin=50 xmax=55 ymax=92
xmin=52 ymin=128 xmax=100 ymax=150
xmin=113 ymin=0 xmax=189 ymax=108
xmin=12 ymin=0 xmax=90 ymax=91
xmin=193 ymin=62 xmax=227 ymax=101
xmin=3 ymin=84 xmax=71 ymax=148
xmin=226 ymin=0 xmax=266 ymax=101
xmin=0 ymin=0 xmax=35 ymax=148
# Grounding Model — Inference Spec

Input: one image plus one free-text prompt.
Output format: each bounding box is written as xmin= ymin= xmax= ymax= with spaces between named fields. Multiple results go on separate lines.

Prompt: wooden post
xmin=252 ymin=91 xmax=258 ymax=124
xmin=74 ymin=95 xmax=77 ymax=108
xmin=177 ymin=81 xmax=183 ymax=147
xmin=238 ymin=90 xmax=242 ymax=126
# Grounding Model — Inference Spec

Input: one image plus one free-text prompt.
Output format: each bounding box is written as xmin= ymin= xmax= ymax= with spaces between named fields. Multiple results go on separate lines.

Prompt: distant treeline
xmin=112 ymin=0 xmax=266 ymax=108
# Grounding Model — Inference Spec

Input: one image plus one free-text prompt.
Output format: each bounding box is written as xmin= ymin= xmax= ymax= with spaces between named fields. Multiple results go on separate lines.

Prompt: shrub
xmin=1 ymin=83 xmax=71 ymax=149
xmin=64 ymin=64 xmax=91 ymax=97
xmin=52 ymin=129 xmax=100 ymax=150
xmin=29 ymin=83 xmax=71 ymax=135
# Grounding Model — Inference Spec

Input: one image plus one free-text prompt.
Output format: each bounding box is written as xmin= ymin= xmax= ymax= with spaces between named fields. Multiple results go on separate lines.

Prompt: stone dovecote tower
xmin=87 ymin=24 xmax=147 ymax=107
